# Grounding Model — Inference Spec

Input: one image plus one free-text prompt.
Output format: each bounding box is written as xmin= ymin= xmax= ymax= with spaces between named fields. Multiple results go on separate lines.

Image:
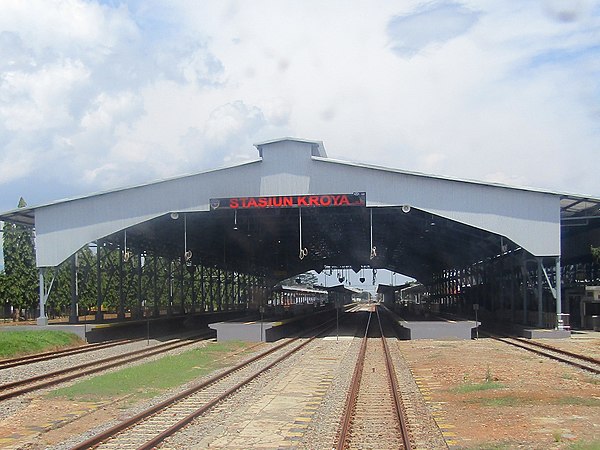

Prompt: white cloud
xmin=543 ymin=0 xmax=596 ymax=22
xmin=203 ymin=101 xmax=266 ymax=148
xmin=387 ymin=2 xmax=481 ymax=57
xmin=0 ymin=59 xmax=90 ymax=131
xmin=0 ymin=0 xmax=598 ymax=213
xmin=0 ymin=0 xmax=137 ymax=60
xmin=0 ymin=152 xmax=34 ymax=184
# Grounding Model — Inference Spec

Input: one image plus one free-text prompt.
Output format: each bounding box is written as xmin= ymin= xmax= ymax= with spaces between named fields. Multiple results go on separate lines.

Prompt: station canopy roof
xmin=1 ymin=137 xmax=597 ymax=284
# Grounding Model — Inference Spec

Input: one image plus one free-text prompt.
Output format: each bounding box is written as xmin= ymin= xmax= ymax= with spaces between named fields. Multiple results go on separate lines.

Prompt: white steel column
xmin=555 ymin=257 xmax=564 ymax=330
xmin=537 ymin=259 xmax=543 ymax=327
xmin=37 ymin=269 xmax=48 ymax=326
xmin=521 ymin=259 xmax=528 ymax=325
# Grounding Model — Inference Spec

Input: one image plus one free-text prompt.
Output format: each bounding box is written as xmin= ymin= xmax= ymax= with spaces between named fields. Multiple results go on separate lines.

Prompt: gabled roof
xmin=0 ymin=137 xmax=585 ymax=273
xmin=3 ymin=136 xmax=597 ymax=228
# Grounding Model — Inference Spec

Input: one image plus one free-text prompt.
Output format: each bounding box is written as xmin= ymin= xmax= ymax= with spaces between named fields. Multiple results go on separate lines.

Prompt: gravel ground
xmin=156 ymin=312 xmax=447 ymax=450
xmin=396 ymin=334 xmax=600 ymax=449
xmin=0 ymin=332 xmax=202 ymax=386
xmin=0 ymin=334 xmax=209 ymax=423
xmin=387 ymin=336 xmax=448 ymax=449
xmin=154 ymin=319 xmax=363 ymax=449
xmin=51 ymin=339 xmax=283 ymax=450
xmin=2 ymin=321 xmax=598 ymax=449
xmin=299 ymin=334 xmax=360 ymax=448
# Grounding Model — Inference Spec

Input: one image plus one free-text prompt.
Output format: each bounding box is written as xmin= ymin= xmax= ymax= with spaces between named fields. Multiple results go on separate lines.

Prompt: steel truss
xmin=59 ymin=241 xmax=265 ymax=323
xmin=425 ymin=249 xmax=566 ymax=329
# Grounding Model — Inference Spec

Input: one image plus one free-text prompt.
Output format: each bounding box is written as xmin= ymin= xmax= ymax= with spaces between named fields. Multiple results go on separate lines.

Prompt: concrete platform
xmin=209 ymin=308 xmax=338 ymax=342
xmin=382 ymin=305 xmax=479 ymax=340
xmin=520 ymin=328 xmax=571 ymax=339
xmin=209 ymin=320 xmax=279 ymax=342
xmin=0 ymin=310 xmax=246 ymax=342
xmin=395 ymin=318 xmax=480 ymax=340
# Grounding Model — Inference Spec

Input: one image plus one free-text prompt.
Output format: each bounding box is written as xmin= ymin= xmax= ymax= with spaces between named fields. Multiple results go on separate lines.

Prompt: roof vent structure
xmin=254 ymin=137 xmax=327 ymax=159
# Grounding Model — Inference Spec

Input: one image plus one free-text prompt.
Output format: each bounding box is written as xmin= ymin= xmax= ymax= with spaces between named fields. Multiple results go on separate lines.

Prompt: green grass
xmin=49 ymin=340 xmax=250 ymax=403
xmin=427 ymin=351 xmax=444 ymax=359
xmin=463 ymin=439 xmax=600 ymax=450
xmin=463 ymin=391 xmax=600 ymax=410
xmin=451 ymin=381 xmax=504 ymax=394
xmin=467 ymin=443 xmax=515 ymax=450
xmin=469 ymin=395 xmax=529 ymax=407
xmin=555 ymin=397 xmax=600 ymax=407
xmin=465 ymin=395 xmax=600 ymax=408
xmin=583 ymin=376 xmax=599 ymax=386
xmin=568 ymin=440 xmax=600 ymax=450
xmin=0 ymin=330 xmax=83 ymax=358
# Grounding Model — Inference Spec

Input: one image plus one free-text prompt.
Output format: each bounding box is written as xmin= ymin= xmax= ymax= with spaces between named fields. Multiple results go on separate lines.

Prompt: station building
xmin=1 ymin=138 xmax=598 ymax=335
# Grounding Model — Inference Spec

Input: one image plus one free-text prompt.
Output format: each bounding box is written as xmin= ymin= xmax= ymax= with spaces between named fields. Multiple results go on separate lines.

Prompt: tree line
xmin=1 ymin=198 xmax=38 ymax=319
xmin=0 ymin=198 xmax=261 ymax=320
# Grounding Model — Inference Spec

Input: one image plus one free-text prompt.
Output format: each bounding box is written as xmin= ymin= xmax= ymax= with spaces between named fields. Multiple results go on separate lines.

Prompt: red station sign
xmin=210 ymin=192 xmax=366 ymax=210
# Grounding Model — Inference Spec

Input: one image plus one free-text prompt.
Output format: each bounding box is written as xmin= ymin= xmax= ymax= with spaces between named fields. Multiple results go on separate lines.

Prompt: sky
xmin=1 ymin=0 xmax=599 ymax=271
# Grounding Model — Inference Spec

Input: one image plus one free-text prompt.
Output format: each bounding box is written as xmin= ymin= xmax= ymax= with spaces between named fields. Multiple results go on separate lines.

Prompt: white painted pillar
xmin=537 ymin=259 xmax=543 ymax=327
xmin=37 ymin=269 xmax=48 ymax=326
xmin=555 ymin=257 xmax=564 ymax=330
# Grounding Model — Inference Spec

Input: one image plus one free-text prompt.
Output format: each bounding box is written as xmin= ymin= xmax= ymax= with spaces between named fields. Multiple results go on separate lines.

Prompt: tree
xmin=278 ymin=271 xmax=319 ymax=287
xmin=2 ymin=198 xmax=38 ymax=315
xmin=0 ymin=270 xmax=9 ymax=317
xmin=47 ymin=257 xmax=71 ymax=317
xmin=47 ymin=246 xmax=99 ymax=317
xmin=592 ymin=246 xmax=600 ymax=263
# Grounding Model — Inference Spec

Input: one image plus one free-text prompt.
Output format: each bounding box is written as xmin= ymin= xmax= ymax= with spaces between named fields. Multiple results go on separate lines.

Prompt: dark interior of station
xmin=106 ymin=205 xmax=518 ymax=283
xmin=82 ymin=202 xmax=599 ymax=331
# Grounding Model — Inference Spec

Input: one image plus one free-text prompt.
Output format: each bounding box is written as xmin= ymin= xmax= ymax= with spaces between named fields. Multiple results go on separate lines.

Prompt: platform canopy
xmin=2 ymin=137 xmax=591 ymax=284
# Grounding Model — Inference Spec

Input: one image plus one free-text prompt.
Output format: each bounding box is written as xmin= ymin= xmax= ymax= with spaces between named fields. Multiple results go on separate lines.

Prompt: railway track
xmin=485 ymin=333 xmax=600 ymax=375
xmin=70 ymin=321 xmax=335 ymax=450
xmin=0 ymin=333 xmax=212 ymax=401
xmin=337 ymin=306 xmax=412 ymax=450
xmin=0 ymin=338 xmax=138 ymax=370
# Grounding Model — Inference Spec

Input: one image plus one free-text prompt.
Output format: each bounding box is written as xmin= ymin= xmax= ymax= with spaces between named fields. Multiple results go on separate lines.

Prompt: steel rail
xmin=0 ymin=332 xmax=212 ymax=401
xmin=484 ymin=333 xmax=600 ymax=375
xmin=337 ymin=306 xmax=412 ymax=449
xmin=512 ymin=336 xmax=600 ymax=366
xmin=71 ymin=319 xmax=337 ymax=450
xmin=336 ymin=310 xmax=371 ymax=449
xmin=0 ymin=338 xmax=137 ymax=370
xmin=376 ymin=307 xmax=412 ymax=450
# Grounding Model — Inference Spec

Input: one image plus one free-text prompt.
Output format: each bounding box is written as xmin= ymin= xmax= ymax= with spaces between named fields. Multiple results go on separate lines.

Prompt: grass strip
xmin=451 ymin=381 xmax=504 ymax=394
xmin=555 ymin=397 xmax=600 ymax=407
xmin=465 ymin=394 xmax=600 ymax=408
xmin=568 ymin=440 xmax=600 ymax=450
xmin=470 ymin=439 xmax=600 ymax=450
xmin=0 ymin=330 xmax=82 ymax=358
xmin=466 ymin=395 xmax=530 ymax=407
xmin=469 ymin=443 xmax=515 ymax=450
xmin=49 ymin=340 xmax=250 ymax=402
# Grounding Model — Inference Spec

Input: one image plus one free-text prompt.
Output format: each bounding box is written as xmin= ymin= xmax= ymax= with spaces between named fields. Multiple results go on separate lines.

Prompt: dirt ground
xmin=398 ymin=333 xmax=600 ymax=449
xmin=0 ymin=333 xmax=598 ymax=449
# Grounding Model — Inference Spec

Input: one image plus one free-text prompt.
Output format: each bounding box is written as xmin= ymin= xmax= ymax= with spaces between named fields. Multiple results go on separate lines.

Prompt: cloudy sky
xmin=0 ymin=0 xmax=598 ymax=216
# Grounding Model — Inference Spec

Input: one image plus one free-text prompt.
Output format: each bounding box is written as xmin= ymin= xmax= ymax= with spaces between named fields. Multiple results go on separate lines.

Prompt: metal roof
xmin=273 ymin=285 xmax=328 ymax=295
xmin=0 ymin=158 xmax=262 ymax=223
xmin=559 ymin=195 xmax=600 ymax=264
xmin=0 ymin=137 xmax=589 ymax=282
xmin=560 ymin=195 xmax=600 ymax=221
xmin=326 ymin=284 xmax=363 ymax=294
xmin=2 ymin=139 xmax=596 ymax=228
xmin=255 ymin=137 xmax=327 ymax=158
